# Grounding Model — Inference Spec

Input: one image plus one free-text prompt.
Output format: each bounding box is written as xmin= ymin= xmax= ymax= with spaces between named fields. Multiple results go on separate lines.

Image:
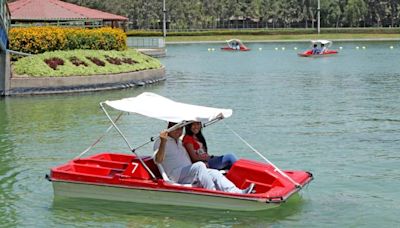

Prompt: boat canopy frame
xmin=95 ymin=92 xmax=230 ymax=180
xmin=78 ymin=92 xmax=300 ymax=187
xmin=226 ymin=39 xmax=245 ymax=48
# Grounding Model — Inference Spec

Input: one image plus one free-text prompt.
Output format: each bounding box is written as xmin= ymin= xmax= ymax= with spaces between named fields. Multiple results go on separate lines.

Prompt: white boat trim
xmin=52 ymin=180 xmax=281 ymax=211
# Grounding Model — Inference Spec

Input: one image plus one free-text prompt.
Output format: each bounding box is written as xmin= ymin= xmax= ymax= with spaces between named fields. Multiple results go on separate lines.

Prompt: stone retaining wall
xmin=137 ymin=48 xmax=166 ymax=57
xmin=8 ymin=66 xmax=165 ymax=95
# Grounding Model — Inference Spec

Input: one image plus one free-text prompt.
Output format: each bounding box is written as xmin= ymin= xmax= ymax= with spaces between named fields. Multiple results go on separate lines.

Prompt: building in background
xmin=8 ymin=0 xmax=128 ymax=28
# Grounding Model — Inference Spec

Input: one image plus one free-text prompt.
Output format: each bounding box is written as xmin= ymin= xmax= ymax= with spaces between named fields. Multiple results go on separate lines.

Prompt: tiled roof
xmin=9 ymin=0 xmax=128 ymax=21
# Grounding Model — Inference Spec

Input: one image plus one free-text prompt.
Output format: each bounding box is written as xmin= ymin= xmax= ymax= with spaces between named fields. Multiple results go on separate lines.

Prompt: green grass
xmin=165 ymin=33 xmax=400 ymax=42
xmin=13 ymin=49 xmax=162 ymax=77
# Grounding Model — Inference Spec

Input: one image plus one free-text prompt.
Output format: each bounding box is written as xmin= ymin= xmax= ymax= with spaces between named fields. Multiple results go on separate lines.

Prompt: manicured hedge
xmin=13 ymin=49 xmax=162 ymax=77
xmin=9 ymin=27 xmax=127 ymax=54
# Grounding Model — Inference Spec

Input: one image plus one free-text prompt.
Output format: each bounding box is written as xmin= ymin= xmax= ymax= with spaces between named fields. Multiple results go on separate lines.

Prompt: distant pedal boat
xmin=298 ymin=40 xmax=338 ymax=57
xmin=221 ymin=39 xmax=251 ymax=51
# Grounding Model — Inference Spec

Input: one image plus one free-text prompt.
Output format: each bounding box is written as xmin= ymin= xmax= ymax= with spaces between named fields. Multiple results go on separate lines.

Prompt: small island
xmin=7 ymin=27 xmax=165 ymax=95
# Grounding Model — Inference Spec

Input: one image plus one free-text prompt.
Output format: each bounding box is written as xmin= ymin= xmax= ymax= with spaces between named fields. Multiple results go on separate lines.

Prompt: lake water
xmin=0 ymin=41 xmax=399 ymax=227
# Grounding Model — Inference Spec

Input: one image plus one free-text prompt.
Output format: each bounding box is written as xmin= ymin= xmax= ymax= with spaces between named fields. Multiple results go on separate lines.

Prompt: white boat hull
xmin=52 ymin=181 xmax=280 ymax=211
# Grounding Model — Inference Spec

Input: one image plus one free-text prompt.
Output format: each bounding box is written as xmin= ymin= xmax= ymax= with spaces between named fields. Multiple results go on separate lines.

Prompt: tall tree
xmin=344 ymin=0 xmax=368 ymax=26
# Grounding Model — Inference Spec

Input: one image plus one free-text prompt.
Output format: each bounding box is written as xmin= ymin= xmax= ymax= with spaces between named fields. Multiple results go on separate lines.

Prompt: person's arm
xmin=155 ymin=130 xmax=168 ymax=164
xmin=183 ymin=141 xmax=209 ymax=162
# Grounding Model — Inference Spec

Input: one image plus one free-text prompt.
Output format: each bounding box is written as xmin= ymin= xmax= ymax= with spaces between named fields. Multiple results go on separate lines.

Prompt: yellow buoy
xmin=208 ymin=48 xmax=211 ymax=51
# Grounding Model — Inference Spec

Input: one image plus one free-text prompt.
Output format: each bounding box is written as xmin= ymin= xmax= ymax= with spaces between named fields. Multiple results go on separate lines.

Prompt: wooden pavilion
xmin=8 ymin=0 xmax=128 ymax=28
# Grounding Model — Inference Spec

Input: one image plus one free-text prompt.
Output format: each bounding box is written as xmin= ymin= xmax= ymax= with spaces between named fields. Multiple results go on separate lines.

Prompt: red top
xmin=182 ymin=135 xmax=200 ymax=150
xmin=183 ymin=135 xmax=209 ymax=162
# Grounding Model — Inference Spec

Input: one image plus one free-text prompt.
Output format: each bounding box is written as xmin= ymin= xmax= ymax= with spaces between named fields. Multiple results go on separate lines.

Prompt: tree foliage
xmin=57 ymin=0 xmax=400 ymax=28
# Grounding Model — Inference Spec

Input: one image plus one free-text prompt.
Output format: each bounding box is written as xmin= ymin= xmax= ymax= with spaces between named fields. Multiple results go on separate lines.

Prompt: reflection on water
xmin=0 ymin=100 xmax=19 ymax=227
xmin=51 ymin=194 xmax=305 ymax=227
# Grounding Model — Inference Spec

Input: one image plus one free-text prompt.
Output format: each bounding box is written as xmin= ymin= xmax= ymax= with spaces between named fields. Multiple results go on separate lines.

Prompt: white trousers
xmin=178 ymin=162 xmax=243 ymax=193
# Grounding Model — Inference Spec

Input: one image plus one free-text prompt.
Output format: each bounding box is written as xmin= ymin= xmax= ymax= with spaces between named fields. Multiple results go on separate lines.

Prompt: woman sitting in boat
xmin=183 ymin=122 xmax=237 ymax=170
xmin=319 ymin=43 xmax=327 ymax=54
xmin=154 ymin=122 xmax=254 ymax=194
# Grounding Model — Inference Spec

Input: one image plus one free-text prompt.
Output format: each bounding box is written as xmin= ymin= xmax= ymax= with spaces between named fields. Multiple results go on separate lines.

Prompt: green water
xmin=0 ymin=41 xmax=399 ymax=227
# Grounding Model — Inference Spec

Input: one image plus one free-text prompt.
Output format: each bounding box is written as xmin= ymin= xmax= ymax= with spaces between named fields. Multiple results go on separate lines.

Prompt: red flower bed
xmin=86 ymin=57 xmax=105 ymax=67
xmin=105 ymin=55 xmax=122 ymax=65
xmin=44 ymin=57 xmax=64 ymax=70
xmin=104 ymin=55 xmax=137 ymax=65
xmin=122 ymin=58 xmax=138 ymax=64
xmin=69 ymin=57 xmax=88 ymax=67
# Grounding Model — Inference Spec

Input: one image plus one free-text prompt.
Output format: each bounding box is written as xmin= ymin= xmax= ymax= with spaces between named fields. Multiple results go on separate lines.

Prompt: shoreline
xmin=7 ymin=67 xmax=166 ymax=96
xmin=166 ymin=37 xmax=400 ymax=44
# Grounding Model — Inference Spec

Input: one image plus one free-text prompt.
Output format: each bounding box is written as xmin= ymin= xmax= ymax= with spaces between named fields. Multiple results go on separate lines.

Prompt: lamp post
xmin=317 ymin=0 xmax=320 ymax=34
xmin=162 ymin=0 xmax=166 ymax=37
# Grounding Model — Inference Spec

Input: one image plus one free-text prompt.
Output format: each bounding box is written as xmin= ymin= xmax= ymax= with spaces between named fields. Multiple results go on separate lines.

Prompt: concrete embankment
xmin=7 ymin=66 xmax=165 ymax=95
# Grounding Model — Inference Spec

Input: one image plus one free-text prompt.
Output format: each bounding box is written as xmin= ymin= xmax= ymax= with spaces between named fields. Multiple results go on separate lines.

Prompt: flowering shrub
xmin=9 ymin=27 xmax=127 ymax=54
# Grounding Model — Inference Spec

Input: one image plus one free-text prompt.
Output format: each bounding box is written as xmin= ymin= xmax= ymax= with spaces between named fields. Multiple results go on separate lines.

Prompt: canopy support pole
xmin=221 ymin=121 xmax=301 ymax=188
xmin=100 ymin=102 xmax=156 ymax=180
xmin=75 ymin=112 xmax=124 ymax=159
xmin=203 ymin=116 xmax=224 ymax=128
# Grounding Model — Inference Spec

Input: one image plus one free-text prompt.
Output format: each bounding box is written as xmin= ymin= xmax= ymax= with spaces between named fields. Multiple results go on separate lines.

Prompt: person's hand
xmin=200 ymin=153 xmax=210 ymax=161
xmin=159 ymin=130 xmax=168 ymax=141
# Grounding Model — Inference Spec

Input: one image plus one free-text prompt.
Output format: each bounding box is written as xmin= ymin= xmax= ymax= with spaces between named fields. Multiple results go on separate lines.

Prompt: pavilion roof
xmin=8 ymin=0 xmax=128 ymax=21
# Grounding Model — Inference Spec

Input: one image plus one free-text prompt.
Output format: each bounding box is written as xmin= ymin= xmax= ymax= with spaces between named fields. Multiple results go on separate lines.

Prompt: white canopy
xmin=226 ymin=39 xmax=242 ymax=43
xmin=311 ymin=40 xmax=332 ymax=46
xmin=226 ymin=39 xmax=243 ymax=45
xmin=104 ymin=92 xmax=232 ymax=123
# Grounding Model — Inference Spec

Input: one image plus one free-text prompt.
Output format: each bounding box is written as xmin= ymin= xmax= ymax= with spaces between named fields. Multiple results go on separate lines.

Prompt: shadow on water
xmin=50 ymin=194 xmax=305 ymax=227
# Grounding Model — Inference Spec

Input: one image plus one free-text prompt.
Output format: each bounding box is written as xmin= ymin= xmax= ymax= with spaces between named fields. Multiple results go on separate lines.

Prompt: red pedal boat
xmin=298 ymin=40 xmax=338 ymax=57
xmin=221 ymin=39 xmax=250 ymax=51
xmin=48 ymin=93 xmax=313 ymax=211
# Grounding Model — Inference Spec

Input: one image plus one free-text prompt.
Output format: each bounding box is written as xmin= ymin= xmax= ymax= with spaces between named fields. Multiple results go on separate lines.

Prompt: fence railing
xmin=127 ymin=37 xmax=165 ymax=48
xmin=10 ymin=20 xmax=104 ymax=28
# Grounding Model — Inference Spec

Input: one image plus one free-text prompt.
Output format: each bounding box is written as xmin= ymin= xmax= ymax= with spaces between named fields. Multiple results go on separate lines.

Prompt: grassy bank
xmin=13 ymin=49 xmax=162 ymax=77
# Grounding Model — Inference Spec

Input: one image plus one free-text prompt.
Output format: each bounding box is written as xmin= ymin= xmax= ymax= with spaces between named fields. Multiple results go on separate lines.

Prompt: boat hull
xmin=49 ymin=153 xmax=313 ymax=211
xmin=298 ymin=50 xmax=338 ymax=57
xmin=52 ymin=180 xmax=280 ymax=211
xmin=221 ymin=46 xmax=250 ymax=51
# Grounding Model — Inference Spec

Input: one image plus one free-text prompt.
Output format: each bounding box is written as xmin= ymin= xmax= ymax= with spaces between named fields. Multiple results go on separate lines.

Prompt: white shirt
xmin=153 ymin=137 xmax=192 ymax=182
